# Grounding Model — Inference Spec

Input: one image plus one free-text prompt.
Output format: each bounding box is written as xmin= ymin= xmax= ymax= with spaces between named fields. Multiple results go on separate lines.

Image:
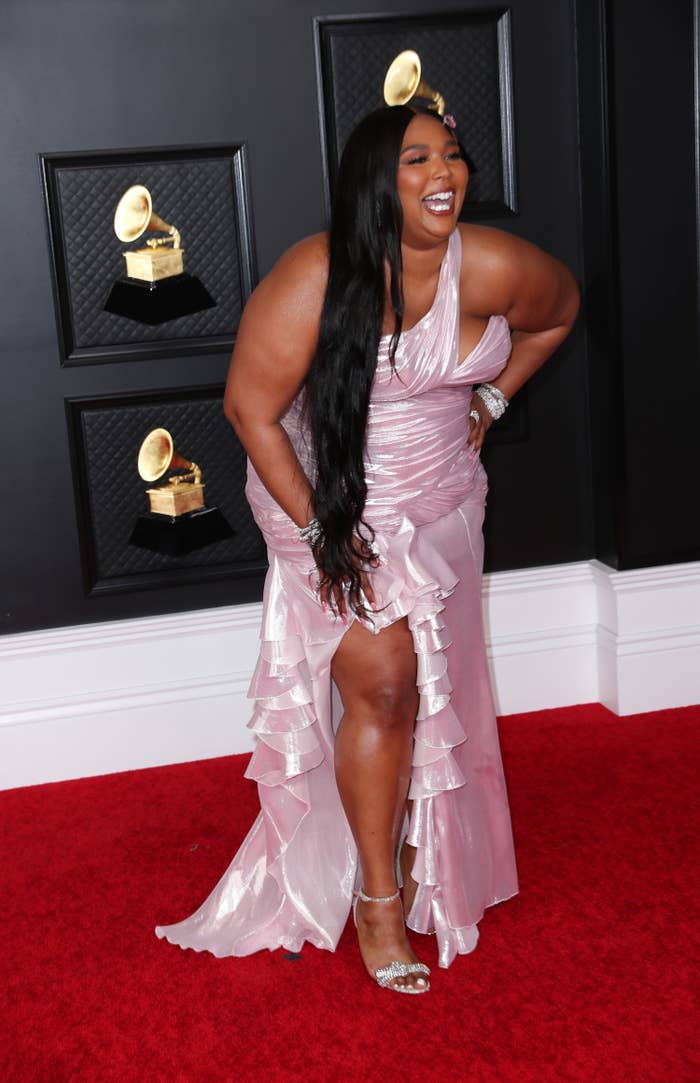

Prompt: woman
xmin=156 ymin=104 xmax=579 ymax=994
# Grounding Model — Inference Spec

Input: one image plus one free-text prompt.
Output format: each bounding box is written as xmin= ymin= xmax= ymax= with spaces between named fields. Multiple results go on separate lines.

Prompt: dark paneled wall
xmin=610 ymin=0 xmax=700 ymax=566
xmin=3 ymin=0 xmax=693 ymax=637
xmin=578 ymin=0 xmax=700 ymax=569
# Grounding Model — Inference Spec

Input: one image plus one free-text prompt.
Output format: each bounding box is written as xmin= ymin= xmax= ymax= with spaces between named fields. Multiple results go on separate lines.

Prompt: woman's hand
xmin=465 ymin=394 xmax=494 ymax=451
xmin=316 ymin=538 xmax=378 ymax=622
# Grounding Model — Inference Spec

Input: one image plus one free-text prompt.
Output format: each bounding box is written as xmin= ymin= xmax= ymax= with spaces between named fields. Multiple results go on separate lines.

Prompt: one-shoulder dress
xmin=156 ymin=227 xmax=519 ymax=969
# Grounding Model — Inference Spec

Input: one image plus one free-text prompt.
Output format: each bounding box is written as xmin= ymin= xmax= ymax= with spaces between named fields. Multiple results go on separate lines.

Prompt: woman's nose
xmin=432 ymin=156 xmax=449 ymax=179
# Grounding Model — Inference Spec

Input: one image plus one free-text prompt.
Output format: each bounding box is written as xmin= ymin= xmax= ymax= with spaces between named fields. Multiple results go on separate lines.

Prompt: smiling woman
xmin=155 ymin=102 xmax=579 ymax=995
xmin=397 ymin=116 xmax=467 ymax=227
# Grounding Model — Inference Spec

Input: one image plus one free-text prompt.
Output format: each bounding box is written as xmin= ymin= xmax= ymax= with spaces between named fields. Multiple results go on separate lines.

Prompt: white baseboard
xmin=0 ymin=605 xmax=261 ymax=790
xmin=482 ymin=562 xmax=598 ymax=715
xmin=591 ymin=560 xmax=700 ymax=714
xmin=2 ymin=559 xmax=699 ymax=789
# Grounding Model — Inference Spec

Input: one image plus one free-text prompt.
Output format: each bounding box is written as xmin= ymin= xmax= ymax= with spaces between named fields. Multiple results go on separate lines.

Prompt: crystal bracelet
xmin=474 ymin=382 xmax=509 ymax=421
xmin=481 ymin=382 xmax=509 ymax=406
xmin=299 ymin=517 xmax=324 ymax=547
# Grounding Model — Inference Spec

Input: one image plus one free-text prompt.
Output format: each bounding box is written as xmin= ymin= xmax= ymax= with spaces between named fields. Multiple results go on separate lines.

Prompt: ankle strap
xmin=355 ymin=887 xmax=400 ymax=904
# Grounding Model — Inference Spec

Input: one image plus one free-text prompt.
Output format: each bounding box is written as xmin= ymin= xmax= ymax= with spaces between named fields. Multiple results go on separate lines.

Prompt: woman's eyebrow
xmin=400 ymin=139 xmax=459 ymax=154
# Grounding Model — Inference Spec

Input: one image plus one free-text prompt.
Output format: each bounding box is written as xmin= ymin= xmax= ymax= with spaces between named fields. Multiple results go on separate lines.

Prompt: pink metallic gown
xmin=156 ymin=228 xmax=519 ymax=968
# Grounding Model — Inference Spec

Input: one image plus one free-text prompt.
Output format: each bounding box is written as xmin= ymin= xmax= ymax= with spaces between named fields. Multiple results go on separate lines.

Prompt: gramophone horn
xmin=137 ymin=428 xmax=197 ymax=482
xmin=114 ymin=185 xmax=177 ymax=245
xmin=383 ymin=50 xmax=446 ymax=118
xmin=137 ymin=427 xmax=174 ymax=482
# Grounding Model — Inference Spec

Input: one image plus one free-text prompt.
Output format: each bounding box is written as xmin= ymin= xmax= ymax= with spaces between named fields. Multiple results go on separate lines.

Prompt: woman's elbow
xmin=224 ymin=395 xmax=257 ymax=448
xmin=223 ymin=395 xmax=273 ymax=447
xmin=562 ymin=269 xmax=581 ymax=328
xmin=223 ymin=393 xmax=241 ymax=430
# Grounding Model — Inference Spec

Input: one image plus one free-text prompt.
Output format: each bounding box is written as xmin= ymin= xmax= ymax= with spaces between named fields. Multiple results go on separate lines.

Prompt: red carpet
xmin=1 ymin=703 xmax=698 ymax=1083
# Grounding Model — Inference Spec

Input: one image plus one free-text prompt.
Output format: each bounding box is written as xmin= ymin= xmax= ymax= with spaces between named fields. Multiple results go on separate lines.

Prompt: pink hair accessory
xmin=443 ymin=113 xmax=457 ymax=129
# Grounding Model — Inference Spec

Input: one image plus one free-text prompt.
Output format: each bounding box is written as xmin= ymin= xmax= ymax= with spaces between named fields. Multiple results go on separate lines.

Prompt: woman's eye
xmin=446 ymin=152 xmax=462 ymax=161
xmin=404 ymin=155 xmax=428 ymax=165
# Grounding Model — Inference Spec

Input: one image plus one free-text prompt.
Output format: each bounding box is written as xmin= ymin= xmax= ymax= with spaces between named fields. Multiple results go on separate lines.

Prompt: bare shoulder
xmin=249 ymin=231 xmax=329 ymax=323
xmin=232 ymin=231 xmax=329 ymax=372
xmin=225 ymin=233 xmax=329 ymax=417
xmin=457 ymin=223 xmax=579 ymax=331
xmin=458 ymin=222 xmax=548 ymax=281
xmin=270 ymin=231 xmax=329 ymax=286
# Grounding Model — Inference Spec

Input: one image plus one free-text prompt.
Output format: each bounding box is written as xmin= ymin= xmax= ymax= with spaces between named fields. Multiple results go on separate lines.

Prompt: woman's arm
xmin=223 ymin=234 xmax=328 ymax=529
xmin=460 ymin=225 xmax=580 ymax=447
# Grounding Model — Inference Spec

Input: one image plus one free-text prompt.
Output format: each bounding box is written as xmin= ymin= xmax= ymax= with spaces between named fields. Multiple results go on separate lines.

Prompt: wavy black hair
xmin=304 ymin=104 xmax=458 ymax=616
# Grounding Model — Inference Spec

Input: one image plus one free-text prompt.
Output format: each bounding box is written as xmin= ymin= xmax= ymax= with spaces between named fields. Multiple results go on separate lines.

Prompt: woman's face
xmin=396 ymin=113 xmax=469 ymax=246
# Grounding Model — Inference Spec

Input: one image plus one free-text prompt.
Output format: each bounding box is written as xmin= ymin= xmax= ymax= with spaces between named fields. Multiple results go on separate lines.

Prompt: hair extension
xmin=304 ymin=105 xmax=459 ymax=616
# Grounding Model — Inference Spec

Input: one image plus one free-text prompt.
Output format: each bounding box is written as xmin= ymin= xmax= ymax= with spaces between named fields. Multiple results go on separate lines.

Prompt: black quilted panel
xmin=318 ymin=13 xmax=514 ymax=212
xmin=72 ymin=391 xmax=266 ymax=590
xmin=54 ymin=151 xmax=245 ymax=350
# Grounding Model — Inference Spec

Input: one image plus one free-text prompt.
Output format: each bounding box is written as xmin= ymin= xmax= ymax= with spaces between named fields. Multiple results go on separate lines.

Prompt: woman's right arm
xmin=223 ymin=235 xmax=328 ymax=530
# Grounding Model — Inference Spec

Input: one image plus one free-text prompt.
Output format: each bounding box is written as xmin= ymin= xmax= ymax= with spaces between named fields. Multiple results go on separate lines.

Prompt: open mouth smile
xmin=421 ymin=189 xmax=456 ymax=215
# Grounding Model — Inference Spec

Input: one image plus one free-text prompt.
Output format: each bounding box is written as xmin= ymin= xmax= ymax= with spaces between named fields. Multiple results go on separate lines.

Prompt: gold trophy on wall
xmin=129 ymin=427 xmax=234 ymax=555
xmin=104 ymin=185 xmax=216 ymax=324
xmin=383 ymin=50 xmax=446 ymax=116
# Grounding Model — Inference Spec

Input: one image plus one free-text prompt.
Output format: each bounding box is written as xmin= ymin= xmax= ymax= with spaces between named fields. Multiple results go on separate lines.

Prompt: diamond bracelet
xmin=299 ymin=517 xmax=324 ymax=547
xmin=474 ymin=382 xmax=509 ymax=421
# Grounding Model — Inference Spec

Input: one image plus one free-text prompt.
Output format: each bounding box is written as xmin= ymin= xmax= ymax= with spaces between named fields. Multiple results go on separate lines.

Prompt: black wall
xmin=0 ymin=0 xmax=696 ymax=637
xmin=578 ymin=0 xmax=700 ymax=569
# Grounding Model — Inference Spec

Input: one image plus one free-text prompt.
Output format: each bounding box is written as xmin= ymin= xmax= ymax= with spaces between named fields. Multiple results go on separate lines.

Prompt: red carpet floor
xmin=1 ymin=703 xmax=698 ymax=1083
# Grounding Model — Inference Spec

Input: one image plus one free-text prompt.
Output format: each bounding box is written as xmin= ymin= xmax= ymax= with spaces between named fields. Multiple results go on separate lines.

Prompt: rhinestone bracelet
xmin=481 ymin=382 xmax=509 ymax=407
xmin=299 ymin=517 xmax=324 ymax=547
xmin=474 ymin=382 xmax=509 ymax=421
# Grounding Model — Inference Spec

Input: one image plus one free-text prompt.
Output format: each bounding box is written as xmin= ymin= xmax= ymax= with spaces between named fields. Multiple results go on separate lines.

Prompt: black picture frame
xmin=66 ymin=385 xmax=268 ymax=597
xmin=314 ymin=9 xmax=517 ymax=220
xmin=41 ymin=144 xmax=257 ymax=366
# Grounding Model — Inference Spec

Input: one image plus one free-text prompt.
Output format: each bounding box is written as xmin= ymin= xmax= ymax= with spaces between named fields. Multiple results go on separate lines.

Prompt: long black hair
xmin=303 ymin=104 xmax=429 ymax=615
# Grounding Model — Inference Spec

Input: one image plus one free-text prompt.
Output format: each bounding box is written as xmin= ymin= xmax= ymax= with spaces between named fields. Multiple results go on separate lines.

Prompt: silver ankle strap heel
xmin=352 ymin=887 xmax=431 ymax=994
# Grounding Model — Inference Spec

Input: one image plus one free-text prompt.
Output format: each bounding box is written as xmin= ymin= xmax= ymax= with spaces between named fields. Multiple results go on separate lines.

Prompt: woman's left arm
xmin=465 ymin=228 xmax=580 ymax=446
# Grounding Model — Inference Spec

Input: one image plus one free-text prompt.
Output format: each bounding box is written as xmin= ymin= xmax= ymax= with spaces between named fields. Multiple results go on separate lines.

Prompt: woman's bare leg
xmin=399 ymin=834 xmax=419 ymax=912
xmin=332 ymin=616 xmax=428 ymax=991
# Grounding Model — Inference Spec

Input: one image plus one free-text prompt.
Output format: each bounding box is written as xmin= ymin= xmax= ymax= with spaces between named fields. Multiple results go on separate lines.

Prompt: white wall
xmin=2 ymin=559 xmax=699 ymax=789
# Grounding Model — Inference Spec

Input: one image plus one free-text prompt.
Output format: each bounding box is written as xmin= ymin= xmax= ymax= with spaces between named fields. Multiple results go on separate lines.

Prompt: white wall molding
xmin=590 ymin=559 xmax=700 ymax=714
xmin=482 ymin=561 xmax=598 ymax=715
xmin=2 ymin=560 xmax=699 ymax=789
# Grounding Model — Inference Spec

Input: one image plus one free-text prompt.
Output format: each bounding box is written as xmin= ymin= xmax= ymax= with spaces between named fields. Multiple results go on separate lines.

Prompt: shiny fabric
xmin=155 ymin=228 xmax=519 ymax=968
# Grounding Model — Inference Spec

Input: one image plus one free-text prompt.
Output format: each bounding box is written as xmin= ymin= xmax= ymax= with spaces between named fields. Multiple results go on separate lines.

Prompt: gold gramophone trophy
xmin=383 ymin=50 xmax=446 ymax=116
xmin=104 ymin=185 xmax=215 ymax=325
xmin=129 ymin=428 xmax=234 ymax=556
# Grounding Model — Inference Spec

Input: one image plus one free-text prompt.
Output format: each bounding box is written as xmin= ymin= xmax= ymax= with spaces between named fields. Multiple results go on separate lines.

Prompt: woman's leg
xmin=331 ymin=616 xmax=427 ymax=990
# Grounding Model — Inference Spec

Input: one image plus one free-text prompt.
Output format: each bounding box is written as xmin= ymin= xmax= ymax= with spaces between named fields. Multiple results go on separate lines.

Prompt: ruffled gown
xmin=156 ymin=228 xmax=519 ymax=968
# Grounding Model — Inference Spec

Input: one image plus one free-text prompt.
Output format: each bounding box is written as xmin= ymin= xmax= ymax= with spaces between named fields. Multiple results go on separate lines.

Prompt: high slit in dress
xmin=155 ymin=227 xmax=519 ymax=969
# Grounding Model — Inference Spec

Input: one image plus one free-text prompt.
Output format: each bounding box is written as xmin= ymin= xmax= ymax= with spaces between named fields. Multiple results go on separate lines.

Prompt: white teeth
xmin=422 ymin=189 xmax=454 ymax=214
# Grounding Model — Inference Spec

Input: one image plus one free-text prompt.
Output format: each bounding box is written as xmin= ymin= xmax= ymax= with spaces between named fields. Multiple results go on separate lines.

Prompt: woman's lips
xmin=421 ymin=190 xmax=456 ymax=215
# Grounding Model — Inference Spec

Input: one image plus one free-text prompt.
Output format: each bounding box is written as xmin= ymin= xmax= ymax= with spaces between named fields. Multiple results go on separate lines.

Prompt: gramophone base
xmin=104 ymin=273 xmax=216 ymax=325
xmin=129 ymin=506 xmax=234 ymax=556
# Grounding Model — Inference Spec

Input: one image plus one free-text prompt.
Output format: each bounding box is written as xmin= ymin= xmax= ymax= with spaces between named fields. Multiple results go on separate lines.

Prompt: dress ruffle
xmin=369 ymin=517 xmax=487 ymax=966
xmin=155 ymin=227 xmax=518 ymax=967
xmin=243 ymin=515 xmax=471 ymax=947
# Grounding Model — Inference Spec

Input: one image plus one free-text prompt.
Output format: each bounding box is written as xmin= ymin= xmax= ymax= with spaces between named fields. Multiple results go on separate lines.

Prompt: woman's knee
xmin=346 ymin=671 xmax=418 ymax=731
xmin=332 ymin=617 xmax=418 ymax=729
xmin=373 ymin=677 xmax=419 ymax=730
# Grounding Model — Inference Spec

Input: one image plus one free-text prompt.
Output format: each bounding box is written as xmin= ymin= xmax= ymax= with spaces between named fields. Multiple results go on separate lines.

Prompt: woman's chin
xmin=416 ymin=209 xmax=459 ymax=241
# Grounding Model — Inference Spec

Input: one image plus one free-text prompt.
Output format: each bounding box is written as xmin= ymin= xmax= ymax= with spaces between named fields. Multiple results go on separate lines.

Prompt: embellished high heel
xmin=352 ymin=887 xmax=431 ymax=994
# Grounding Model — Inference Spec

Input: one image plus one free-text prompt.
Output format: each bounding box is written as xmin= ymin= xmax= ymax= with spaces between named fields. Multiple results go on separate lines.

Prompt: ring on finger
xmin=469 ymin=408 xmax=480 ymax=425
